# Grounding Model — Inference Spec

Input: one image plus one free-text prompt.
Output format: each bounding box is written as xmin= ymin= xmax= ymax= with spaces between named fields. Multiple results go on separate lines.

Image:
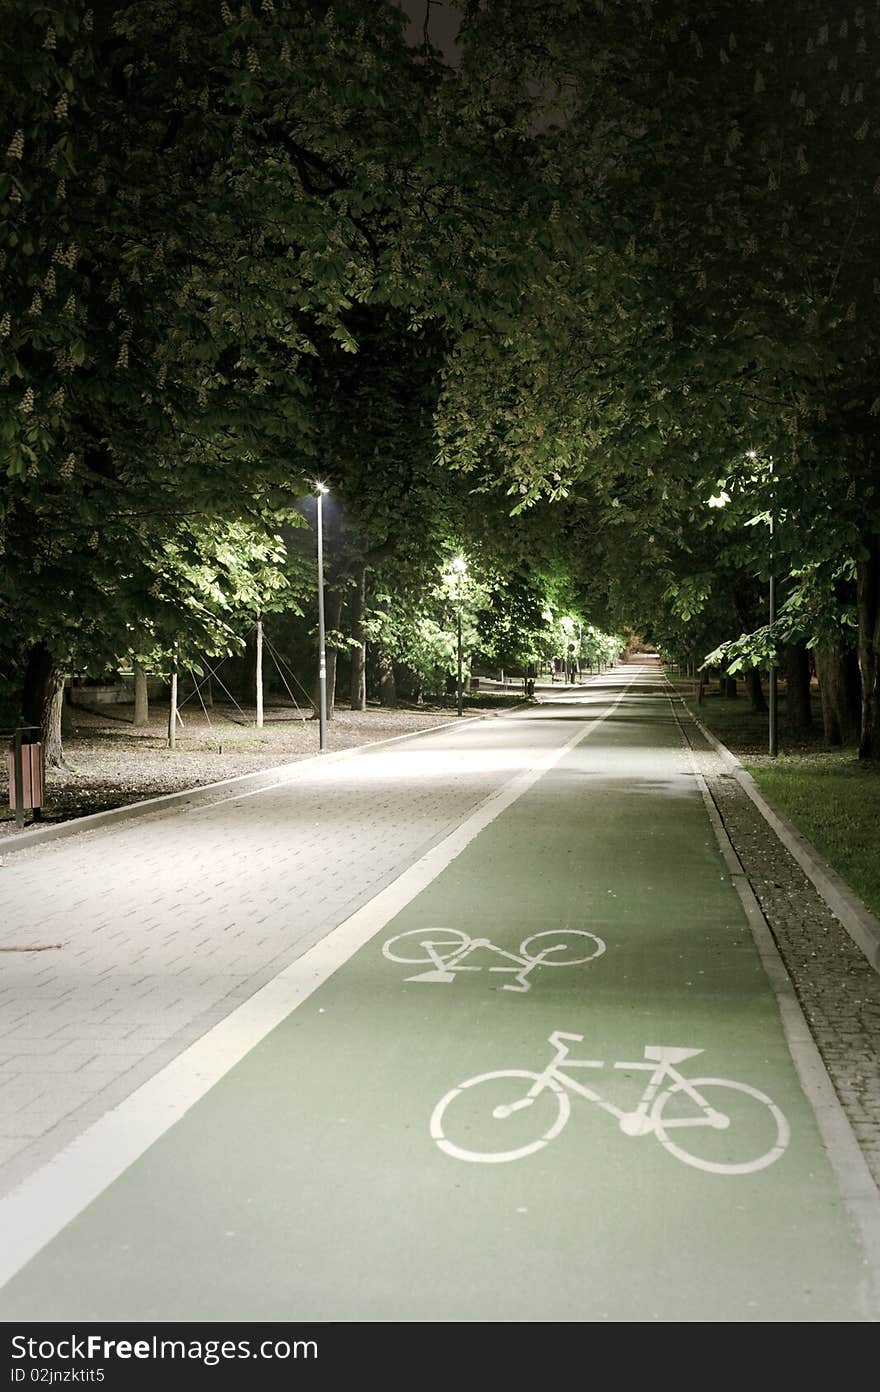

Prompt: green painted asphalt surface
xmin=0 ymin=667 xmax=875 ymax=1321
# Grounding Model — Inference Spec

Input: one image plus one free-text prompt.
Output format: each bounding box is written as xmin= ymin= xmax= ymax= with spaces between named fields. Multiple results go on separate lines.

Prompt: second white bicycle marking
xmin=381 ymin=928 xmax=606 ymax=993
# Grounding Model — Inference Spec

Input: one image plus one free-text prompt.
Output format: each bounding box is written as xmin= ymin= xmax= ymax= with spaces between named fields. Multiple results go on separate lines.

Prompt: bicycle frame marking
xmin=381 ymin=929 xmax=606 ymax=994
xmin=500 ymin=1035 xmax=705 ymax=1135
xmin=431 ymin=1030 xmax=791 ymax=1174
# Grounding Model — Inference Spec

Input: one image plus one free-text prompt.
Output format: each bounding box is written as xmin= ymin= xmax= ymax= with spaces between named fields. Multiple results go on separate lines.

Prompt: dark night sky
xmin=396 ymin=0 xmax=462 ymax=62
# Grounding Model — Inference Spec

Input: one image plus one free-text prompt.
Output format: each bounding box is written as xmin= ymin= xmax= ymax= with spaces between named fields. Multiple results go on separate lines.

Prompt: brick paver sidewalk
xmin=0 ymin=699 xmax=590 ymax=1196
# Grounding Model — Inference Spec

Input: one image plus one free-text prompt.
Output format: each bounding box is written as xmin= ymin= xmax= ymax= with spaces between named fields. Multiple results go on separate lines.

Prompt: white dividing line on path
xmin=0 ymin=676 xmax=637 ymax=1290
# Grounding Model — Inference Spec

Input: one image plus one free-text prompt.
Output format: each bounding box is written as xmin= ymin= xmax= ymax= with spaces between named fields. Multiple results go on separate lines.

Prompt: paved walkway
xmin=0 ymin=660 xmax=878 ymax=1320
xmin=0 ymin=705 xmax=570 ymax=1190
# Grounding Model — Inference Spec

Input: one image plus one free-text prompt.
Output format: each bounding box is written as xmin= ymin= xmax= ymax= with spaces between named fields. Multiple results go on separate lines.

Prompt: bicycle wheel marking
xmin=431 ymin=1072 xmax=571 ymax=1164
xmin=381 ymin=928 xmax=471 ymax=966
xmin=651 ymin=1078 xmax=791 ymax=1175
xmin=431 ymin=1033 xmax=791 ymax=1174
xmin=381 ymin=928 xmax=606 ymax=992
xmin=519 ymin=931 xmax=606 ymax=967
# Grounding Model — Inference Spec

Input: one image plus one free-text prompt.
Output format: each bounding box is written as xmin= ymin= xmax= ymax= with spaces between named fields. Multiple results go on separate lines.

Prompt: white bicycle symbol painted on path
xmin=431 ymin=1030 xmax=790 ymax=1174
xmin=382 ymin=928 xmax=605 ymax=993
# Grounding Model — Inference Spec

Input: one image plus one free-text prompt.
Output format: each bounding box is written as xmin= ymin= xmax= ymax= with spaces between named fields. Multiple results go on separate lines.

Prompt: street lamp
xmin=747 ymin=450 xmax=777 ymax=757
xmin=449 ymin=555 xmax=467 ymax=717
xmin=768 ymin=456 xmax=778 ymax=757
xmin=315 ymin=482 xmax=329 ymax=752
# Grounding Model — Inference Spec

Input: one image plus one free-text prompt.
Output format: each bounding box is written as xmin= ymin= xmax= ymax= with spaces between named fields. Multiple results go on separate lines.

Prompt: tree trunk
xmin=133 ymin=662 xmax=149 ymax=727
xmin=747 ymin=668 xmax=767 ymax=714
xmin=784 ymin=643 xmax=813 ymax=735
xmin=168 ymin=668 xmax=178 ymax=750
xmin=239 ymin=629 xmax=258 ymax=704
xmin=816 ymin=647 xmax=841 ymax=744
xmin=857 ymin=532 xmax=880 ymax=760
xmin=816 ymin=645 xmax=861 ymax=745
xmin=723 ymin=675 xmax=737 ymax=698
xmin=21 ymin=642 xmax=67 ymax=769
xmin=378 ymin=647 xmax=397 ymax=707
xmin=842 ymin=645 xmax=861 ymax=740
xmin=43 ymin=673 xmax=66 ymax=769
xmin=60 ymin=684 xmax=75 ymax=739
xmin=349 ymin=565 xmax=367 ymax=711
xmin=813 ymin=577 xmax=860 ymax=745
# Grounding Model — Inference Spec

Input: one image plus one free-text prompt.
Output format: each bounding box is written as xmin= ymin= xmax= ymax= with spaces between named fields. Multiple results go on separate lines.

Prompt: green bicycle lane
xmin=1 ymin=667 xmax=876 ymax=1321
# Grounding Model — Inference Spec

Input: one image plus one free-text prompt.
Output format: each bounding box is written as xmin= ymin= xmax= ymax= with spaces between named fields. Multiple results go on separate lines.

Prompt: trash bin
xmin=6 ymin=741 xmax=43 ymax=811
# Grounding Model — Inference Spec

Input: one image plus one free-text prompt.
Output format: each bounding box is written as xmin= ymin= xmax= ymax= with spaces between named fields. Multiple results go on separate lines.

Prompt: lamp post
xmin=743 ymin=450 xmax=777 ymax=757
xmin=449 ymin=555 xmax=467 ymax=717
xmin=315 ymin=482 xmax=329 ymax=752
xmin=456 ymin=605 xmax=463 ymax=716
xmin=768 ymin=456 xmax=778 ymax=757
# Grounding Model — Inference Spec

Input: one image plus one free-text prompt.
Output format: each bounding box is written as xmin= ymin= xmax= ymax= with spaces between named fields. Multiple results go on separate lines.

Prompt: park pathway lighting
xmin=767 ymin=458 xmax=778 ymax=758
xmin=448 ymin=555 xmax=468 ymax=717
xmin=710 ymin=455 xmax=777 ymax=758
xmin=746 ymin=450 xmax=778 ymax=757
xmin=315 ymin=482 xmax=329 ymax=752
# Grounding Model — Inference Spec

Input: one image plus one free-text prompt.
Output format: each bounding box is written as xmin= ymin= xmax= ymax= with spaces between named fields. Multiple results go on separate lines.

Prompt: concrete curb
xmin=0 ymin=712 xmax=492 ymax=858
xmin=678 ymin=696 xmax=880 ymax=974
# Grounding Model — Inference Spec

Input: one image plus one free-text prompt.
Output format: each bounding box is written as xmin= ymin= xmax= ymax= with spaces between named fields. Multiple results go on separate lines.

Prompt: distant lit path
xmin=1 ymin=660 xmax=878 ymax=1321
